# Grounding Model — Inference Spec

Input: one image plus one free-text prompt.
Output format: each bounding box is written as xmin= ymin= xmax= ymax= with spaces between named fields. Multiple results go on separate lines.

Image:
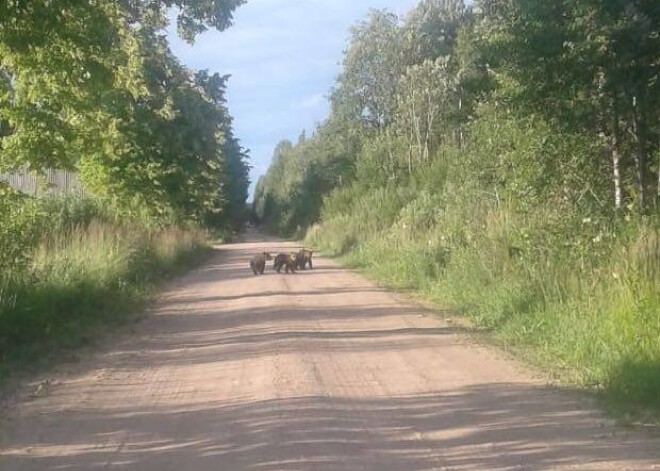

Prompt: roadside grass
xmin=0 ymin=195 xmax=210 ymax=384
xmin=306 ymin=194 xmax=660 ymax=422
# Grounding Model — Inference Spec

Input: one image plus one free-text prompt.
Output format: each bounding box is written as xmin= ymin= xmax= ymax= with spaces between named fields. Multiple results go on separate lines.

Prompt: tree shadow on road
xmin=3 ymin=383 xmax=659 ymax=470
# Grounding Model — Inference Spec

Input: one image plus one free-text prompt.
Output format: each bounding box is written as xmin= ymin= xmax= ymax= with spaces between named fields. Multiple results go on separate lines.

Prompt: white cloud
xmin=294 ymin=93 xmax=326 ymax=110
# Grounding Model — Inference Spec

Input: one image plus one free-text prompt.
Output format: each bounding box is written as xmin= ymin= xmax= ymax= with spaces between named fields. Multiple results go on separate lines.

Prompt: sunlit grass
xmin=307 ymin=185 xmax=660 ymax=419
xmin=0 ymin=216 xmax=208 ymax=380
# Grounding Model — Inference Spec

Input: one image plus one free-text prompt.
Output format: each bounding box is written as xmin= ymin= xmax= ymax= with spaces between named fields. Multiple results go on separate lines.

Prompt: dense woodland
xmin=0 ymin=0 xmax=249 ymax=371
xmin=255 ymin=0 xmax=660 ymax=414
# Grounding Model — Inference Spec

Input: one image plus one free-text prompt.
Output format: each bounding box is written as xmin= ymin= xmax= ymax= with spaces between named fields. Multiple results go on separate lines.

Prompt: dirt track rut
xmin=1 ymin=233 xmax=659 ymax=470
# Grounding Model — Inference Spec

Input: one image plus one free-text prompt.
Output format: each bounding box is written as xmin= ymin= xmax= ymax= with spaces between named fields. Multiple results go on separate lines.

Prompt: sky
xmin=167 ymin=0 xmax=418 ymax=197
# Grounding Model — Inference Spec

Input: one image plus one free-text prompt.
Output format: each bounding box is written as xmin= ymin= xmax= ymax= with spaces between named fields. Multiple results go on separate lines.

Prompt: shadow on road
xmin=3 ymin=385 xmax=655 ymax=470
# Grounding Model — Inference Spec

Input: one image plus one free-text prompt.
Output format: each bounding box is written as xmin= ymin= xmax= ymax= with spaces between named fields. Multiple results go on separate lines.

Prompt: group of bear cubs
xmin=249 ymin=248 xmax=313 ymax=275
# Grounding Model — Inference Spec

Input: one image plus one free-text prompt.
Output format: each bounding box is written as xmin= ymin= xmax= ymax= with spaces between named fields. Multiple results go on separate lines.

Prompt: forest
xmin=0 ymin=0 xmax=250 ymax=374
xmin=254 ymin=0 xmax=660 ymax=415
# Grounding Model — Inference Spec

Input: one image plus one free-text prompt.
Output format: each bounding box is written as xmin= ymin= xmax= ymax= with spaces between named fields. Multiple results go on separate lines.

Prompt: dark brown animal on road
xmin=273 ymin=252 xmax=297 ymax=274
xmin=250 ymin=252 xmax=272 ymax=275
xmin=295 ymin=248 xmax=314 ymax=270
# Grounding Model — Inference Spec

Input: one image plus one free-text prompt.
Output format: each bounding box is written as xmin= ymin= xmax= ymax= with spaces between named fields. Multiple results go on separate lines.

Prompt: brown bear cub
xmin=250 ymin=252 xmax=272 ymax=275
xmin=295 ymin=248 xmax=314 ymax=270
xmin=273 ymin=252 xmax=297 ymax=274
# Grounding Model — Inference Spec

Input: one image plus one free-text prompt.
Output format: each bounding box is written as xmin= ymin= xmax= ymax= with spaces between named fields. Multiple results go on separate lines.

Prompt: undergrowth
xmin=0 ymin=190 xmax=209 ymax=382
xmin=304 ymin=113 xmax=660 ymax=420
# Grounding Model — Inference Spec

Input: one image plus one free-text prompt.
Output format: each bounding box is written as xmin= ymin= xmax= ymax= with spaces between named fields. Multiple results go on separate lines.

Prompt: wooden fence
xmin=0 ymin=168 xmax=84 ymax=197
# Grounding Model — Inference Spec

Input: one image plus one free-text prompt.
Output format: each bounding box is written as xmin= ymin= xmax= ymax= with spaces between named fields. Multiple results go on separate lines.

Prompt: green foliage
xmin=0 ymin=183 xmax=45 ymax=271
xmin=332 ymin=9 xmax=403 ymax=129
xmin=307 ymin=120 xmax=660 ymax=415
xmin=476 ymin=0 xmax=660 ymax=211
xmin=0 ymin=0 xmax=250 ymax=229
xmin=253 ymin=132 xmax=354 ymax=235
xmin=0 ymin=195 xmax=208 ymax=376
xmin=0 ymin=0 xmax=248 ymax=377
xmin=260 ymin=0 xmax=660 ymax=416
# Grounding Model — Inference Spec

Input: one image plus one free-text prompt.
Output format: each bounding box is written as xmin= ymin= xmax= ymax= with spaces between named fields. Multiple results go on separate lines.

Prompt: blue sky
xmin=167 ymin=0 xmax=418 ymax=196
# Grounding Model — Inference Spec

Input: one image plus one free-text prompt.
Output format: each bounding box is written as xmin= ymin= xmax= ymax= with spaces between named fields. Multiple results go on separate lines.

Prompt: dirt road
xmin=1 ymin=234 xmax=659 ymax=470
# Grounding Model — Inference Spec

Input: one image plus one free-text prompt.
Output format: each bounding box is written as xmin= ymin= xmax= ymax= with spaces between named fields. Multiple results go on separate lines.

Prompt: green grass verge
xmin=305 ymin=216 xmax=660 ymax=422
xmin=0 ymin=222 xmax=210 ymax=384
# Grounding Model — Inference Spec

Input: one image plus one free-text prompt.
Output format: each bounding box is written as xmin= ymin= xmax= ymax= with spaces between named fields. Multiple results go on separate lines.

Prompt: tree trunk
xmin=631 ymin=95 xmax=647 ymax=211
xmin=385 ymin=128 xmax=396 ymax=181
xmin=423 ymin=88 xmax=434 ymax=163
xmin=612 ymin=143 xmax=622 ymax=211
xmin=456 ymin=89 xmax=463 ymax=149
xmin=657 ymin=150 xmax=660 ymax=208
xmin=597 ymin=69 xmax=623 ymax=212
xmin=407 ymin=106 xmax=414 ymax=174
xmin=611 ymin=109 xmax=623 ymax=211
xmin=412 ymin=97 xmax=423 ymax=167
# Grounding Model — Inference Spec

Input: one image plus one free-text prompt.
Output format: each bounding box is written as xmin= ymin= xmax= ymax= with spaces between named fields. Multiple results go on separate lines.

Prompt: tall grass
xmin=0 ymin=193 xmax=208 ymax=380
xmin=305 ymin=117 xmax=660 ymax=419
xmin=309 ymin=191 xmax=659 ymax=417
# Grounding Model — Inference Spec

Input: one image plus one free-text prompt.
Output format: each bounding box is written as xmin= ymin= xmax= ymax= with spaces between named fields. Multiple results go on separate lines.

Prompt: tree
xmin=396 ymin=57 xmax=454 ymax=171
xmin=475 ymin=0 xmax=660 ymax=212
xmin=331 ymin=10 xmax=403 ymax=131
xmin=0 ymin=0 xmax=250 ymax=226
xmin=400 ymin=0 xmax=466 ymax=63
